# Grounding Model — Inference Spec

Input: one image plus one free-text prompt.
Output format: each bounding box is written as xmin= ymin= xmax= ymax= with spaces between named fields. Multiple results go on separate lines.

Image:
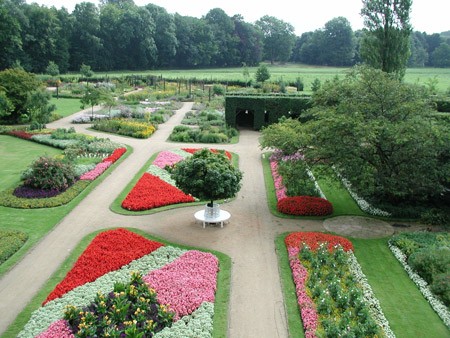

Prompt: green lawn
xmin=3 ymin=228 xmax=231 ymax=338
xmin=352 ymin=238 xmax=449 ymax=338
xmin=62 ymin=64 xmax=450 ymax=93
xmin=51 ymin=97 xmax=82 ymax=118
xmin=0 ymin=135 xmax=61 ymax=190
xmin=277 ymin=233 xmax=449 ymax=338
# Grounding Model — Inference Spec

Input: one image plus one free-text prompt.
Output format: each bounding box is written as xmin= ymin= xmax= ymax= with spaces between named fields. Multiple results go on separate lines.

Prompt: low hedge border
xmin=0 ymin=181 xmax=90 ymax=209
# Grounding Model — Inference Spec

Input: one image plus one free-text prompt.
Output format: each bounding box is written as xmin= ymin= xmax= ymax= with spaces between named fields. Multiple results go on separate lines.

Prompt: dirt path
xmin=0 ymin=102 xmax=397 ymax=337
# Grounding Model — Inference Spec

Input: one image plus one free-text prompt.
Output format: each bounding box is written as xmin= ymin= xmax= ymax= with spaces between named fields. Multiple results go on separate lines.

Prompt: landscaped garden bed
xmin=284 ymin=232 xmax=394 ymax=337
xmin=120 ymin=148 xmax=234 ymax=212
xmin=169 ymin=107 xmax=238 ymax=144
xmin=16 ymin=228 xmax=228 ymax=338
xmin=1 ymin=128 xmax=126 ymax=208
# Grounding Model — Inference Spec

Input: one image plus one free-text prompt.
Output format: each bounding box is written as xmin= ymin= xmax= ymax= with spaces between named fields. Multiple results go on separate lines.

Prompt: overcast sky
xmin=28 ymin=0 xmax=449 ymax=35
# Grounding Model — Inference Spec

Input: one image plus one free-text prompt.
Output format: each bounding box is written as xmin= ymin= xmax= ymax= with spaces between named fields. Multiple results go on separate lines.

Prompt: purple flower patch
xmin=13 ymin=186 xmax=64 ymax=199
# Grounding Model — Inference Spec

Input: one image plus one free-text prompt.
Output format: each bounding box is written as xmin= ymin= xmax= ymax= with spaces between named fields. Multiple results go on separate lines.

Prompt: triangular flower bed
xmin=121 ymin=173 xmax=195 ymax=211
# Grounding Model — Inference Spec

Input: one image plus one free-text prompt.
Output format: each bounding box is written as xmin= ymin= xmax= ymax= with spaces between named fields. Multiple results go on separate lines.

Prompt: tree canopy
xmin=360 ymin=0 xmax=412 ymax=79
xmin=171 ymin=149 xmax=243 ymax=206
xmin=261 ymin=66 xmax=449 ymax=204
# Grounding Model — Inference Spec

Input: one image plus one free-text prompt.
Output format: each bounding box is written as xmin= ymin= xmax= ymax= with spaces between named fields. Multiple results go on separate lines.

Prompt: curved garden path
xmin=0 ymin=102 xmax=399 ymax=337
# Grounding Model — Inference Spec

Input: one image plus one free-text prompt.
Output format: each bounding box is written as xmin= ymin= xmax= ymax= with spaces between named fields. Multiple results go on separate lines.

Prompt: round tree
xmin=171 ymin=149 xmax=243 ymax=207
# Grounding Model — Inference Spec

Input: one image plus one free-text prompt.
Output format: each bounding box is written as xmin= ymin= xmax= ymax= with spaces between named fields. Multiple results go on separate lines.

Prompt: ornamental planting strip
xmin=18 ymin=246 xmax=186 ymax=338
xmin=333 ymin=167 xmax=391 ymax=217
xmin=79 ymin=161 xmax=112 ymax=180
xmin=147 ymin=164 xmax=178 ymax=186
xmin=285 ymin=233 xmax=394 ymax=337
xmin=144 ymin=250 xmax=219 ymax=320
xmin=346 ymin=251 xmax=395 ymax=337
xmin=153 ymin=151 xmax=185 ymax=168
xmin=388 ymin=243 xmax=450 ymax=328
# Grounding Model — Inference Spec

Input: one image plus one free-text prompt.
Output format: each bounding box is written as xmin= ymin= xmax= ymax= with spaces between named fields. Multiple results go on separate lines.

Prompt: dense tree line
xmin=0 ymin=0 xmax=448 ymax=73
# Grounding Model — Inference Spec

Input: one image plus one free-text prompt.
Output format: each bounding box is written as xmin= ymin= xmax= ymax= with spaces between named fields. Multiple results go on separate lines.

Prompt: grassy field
xmin=3 ymin=228 xmax=231 ymax=338
xmin=50 ymin=97 xmax=82 ymax=118
xmin=276 ymin=233 xmax=449 ymax=338
xmin=62 ymin=64 xmax=450 ymax=93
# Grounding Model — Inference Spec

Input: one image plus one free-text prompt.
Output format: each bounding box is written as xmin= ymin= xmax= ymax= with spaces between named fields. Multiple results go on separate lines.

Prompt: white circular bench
xmin=194 ymin=209 xmax=231 ymax=228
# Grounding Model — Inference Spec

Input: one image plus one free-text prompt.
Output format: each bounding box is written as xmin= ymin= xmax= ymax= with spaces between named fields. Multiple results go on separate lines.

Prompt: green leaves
xmin=171 ymin=149 xmax=242 ymax=204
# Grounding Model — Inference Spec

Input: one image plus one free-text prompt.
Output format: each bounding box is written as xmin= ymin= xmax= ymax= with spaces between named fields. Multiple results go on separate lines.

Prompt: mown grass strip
xmin=352 ymin=237 xmax=449 ymax=338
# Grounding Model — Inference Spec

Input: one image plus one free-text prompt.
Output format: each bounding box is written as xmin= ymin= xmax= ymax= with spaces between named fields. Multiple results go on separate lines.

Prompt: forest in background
xmin=1 ymin=0 xmax=449 ymax=74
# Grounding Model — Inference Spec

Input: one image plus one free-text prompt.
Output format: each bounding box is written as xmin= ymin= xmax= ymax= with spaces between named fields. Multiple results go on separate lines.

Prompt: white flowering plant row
xmin=388 ymin=243 xmax=450 ymax=328
xmin=333 ymin=167 xmax=391 ymax=217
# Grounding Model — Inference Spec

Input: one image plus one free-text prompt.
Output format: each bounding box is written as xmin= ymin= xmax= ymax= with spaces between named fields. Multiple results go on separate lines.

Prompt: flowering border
xmin=333 ymin=168 xmax=391 ymax=217
xmin=285 ymin=232 xmax=394 ymax=337
xmin=19 ymin=229 xmax=220 ymax=338
xmin=388 ymin=243 xmax=450 ymax=328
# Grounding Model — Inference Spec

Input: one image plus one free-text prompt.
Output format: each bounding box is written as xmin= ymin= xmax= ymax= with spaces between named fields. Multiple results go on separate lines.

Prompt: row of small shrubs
xmin=389 ymin=232 xmax=450 ymax=307
xmin=0 ymin=230 xmax=28 ymax=264
xmin=92 ymin=119 xmax=156 ymax=138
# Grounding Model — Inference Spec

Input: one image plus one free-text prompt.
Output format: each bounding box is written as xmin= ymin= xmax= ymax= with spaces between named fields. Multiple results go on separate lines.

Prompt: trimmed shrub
xmin=92 ymin=119 xmax=156 ymax=138
xmin=277 ymin=196 xmax=333 ymax=216
xmin=21 ymin=156 xmax=77 ymax=191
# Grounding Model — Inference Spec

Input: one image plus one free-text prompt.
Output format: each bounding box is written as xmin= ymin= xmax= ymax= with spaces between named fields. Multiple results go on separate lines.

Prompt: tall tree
xmin=255 ymin=15 xmax=295 ymax=64
xmin=21 ymin=4 xmax=64 ymax=73
xmin=69 ymin=2 xmax=102 ymax=70
xmin=408 ymin=31 xmax=428 ymax=67
xmin=233 ymin=15 xmax=263 ymax=66
xmin=173 ymin=14 xmax=216 ymax=67
xmin=0 ymin=0 xmax=26 ymax=70
xmin=146 ymin=4 xmax=177 ymax=67
xmin=205 ymin=8 xmax=239 ymax=66
xmin=431 ymin=42 xmax=450 ymax=67
xmin=0 ymin=68 xmax=41 ymax=123
xmin=360 ymin=0 xmax=412 ymax=79
xmin=322 ymin=17 xmax=355 ymax=66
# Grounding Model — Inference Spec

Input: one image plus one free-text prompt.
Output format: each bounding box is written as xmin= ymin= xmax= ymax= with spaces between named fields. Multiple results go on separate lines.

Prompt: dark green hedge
xmin=225 ymin=94 xmax=312 ymax=130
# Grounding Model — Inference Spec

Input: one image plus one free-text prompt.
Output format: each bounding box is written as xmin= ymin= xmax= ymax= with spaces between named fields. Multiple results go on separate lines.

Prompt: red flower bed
xmin=8 ymin=130 xmax=34 ymax=139
xmin=102 ymin=147 xmax=126 ymax=163
xmin=43 ymin=228 xmax=163 ymax=304
xmin=285 ymin=232 xmax=353 ymax=252
xmin=277 ymin=196 xmax=333 ymax=216
xmin=121 ymin=173 xmax=195 ymax=211
xmin=182 ymin=148 xmax=232 ymax=160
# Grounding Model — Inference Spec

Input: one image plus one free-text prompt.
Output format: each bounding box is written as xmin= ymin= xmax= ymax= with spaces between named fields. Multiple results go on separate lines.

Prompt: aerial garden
xmin=0 ymin=64 xmax=449 ymax=338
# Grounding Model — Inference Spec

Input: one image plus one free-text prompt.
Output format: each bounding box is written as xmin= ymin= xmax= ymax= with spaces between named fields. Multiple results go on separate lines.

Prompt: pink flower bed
xmin=153 ymin=151 xmax=184 ymax=168
xmin=144 ymin=250 xmax=219 ymax=320
xmin=288 ymin=247 xmax=318 ymax=338
xmin=36 ymin=320 xmax=74 ymax=338
xmin=80 ymin=161 xmax=111 ymax=180
xmin=270 ymin=160 xmax=287 ymax=201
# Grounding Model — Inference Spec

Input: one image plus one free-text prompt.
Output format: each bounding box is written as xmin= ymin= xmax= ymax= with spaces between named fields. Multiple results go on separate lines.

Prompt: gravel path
xmin=0 ymin=102 xmax=399 ymax=337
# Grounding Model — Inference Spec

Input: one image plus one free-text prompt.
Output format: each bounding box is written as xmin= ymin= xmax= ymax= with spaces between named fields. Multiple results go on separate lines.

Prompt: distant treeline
xmin=1 ymin=0 xmax=449 ymax=73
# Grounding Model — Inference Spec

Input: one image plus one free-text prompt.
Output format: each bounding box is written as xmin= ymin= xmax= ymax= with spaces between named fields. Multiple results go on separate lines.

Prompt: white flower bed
xmin=388 ymin=243 xmax=450 ymax=328
xmin=347 ymin=251 xmax=396 ymax=338
xmin=333 ymin=168 xmax=391 ymax=217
